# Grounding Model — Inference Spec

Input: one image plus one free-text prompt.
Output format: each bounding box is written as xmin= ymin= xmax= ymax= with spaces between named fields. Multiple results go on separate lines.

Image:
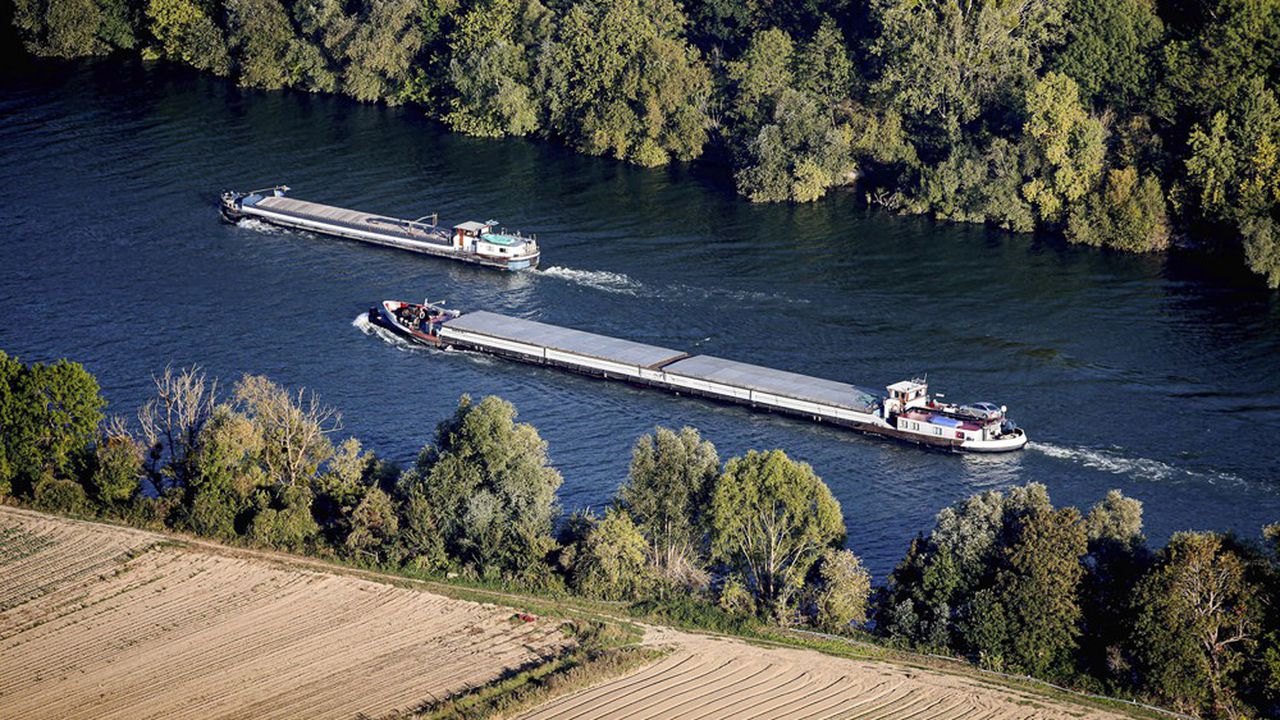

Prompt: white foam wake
xmin=236 ymin=218 xmax=285 ymax=234
xmin=1030 ymin=441 xmax=1243 ymax=486
xmin=539 ymin=266 xmax=644 ymax=295
xmin=352 ymin=313 xmax=416 ymax=350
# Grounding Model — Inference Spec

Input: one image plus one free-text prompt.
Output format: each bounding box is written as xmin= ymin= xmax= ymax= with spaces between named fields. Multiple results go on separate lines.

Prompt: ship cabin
xmin=883 ymin=379 xmax=1000 ymax=444
xmin=452 ymin=220 xmax=496 ymax=250
xmin=452 ymin=220 xmax=537 ymax=260
xmin=884 ymin=379 xmax=929 ymax=415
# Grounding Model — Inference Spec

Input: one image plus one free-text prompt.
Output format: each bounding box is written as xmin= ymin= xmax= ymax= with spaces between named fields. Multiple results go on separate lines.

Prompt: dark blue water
xmin=3 ymin=57 xmax=1279 ymax=576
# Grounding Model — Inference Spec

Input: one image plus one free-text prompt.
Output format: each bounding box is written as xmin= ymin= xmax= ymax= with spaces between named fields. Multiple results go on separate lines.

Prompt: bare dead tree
xmin=136 ymin=365 xmax=218 ymax=490
xmin=233 ymin=374 xmax=342 ymax=488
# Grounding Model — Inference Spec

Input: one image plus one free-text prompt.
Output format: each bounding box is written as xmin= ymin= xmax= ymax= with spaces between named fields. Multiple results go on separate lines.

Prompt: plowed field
xmin=0 ymin=507 xmax=567 ymax=720
xmin=519 ymin=633 xmax=1129 ymax=720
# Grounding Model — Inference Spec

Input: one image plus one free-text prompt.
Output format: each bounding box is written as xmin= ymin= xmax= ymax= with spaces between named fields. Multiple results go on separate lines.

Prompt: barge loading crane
xmin=368 ymin=300 xmax=1029 ymax=453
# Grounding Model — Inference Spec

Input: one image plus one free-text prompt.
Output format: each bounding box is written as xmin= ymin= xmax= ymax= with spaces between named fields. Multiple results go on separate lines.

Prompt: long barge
xmin=220 ymin=186 xmax=540 ymax=270
xmin=368 ymin=300 xmax=1029 ymax=452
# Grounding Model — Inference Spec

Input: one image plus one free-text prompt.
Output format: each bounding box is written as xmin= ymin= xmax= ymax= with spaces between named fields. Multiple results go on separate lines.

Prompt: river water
xmin=3 ymin=56 xmax=1278 ymax=576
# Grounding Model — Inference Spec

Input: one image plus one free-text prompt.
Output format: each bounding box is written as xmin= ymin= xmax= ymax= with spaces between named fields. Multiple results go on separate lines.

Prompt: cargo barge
xmin=221 ymin=186 xmax=540 ymax=270
xmin=368 ymin=300 xmax=1028 ymax=452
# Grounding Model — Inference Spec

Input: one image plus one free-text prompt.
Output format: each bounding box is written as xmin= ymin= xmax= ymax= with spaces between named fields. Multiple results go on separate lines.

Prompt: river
xmin=2 ymin=55 xmax=1278 ymax=576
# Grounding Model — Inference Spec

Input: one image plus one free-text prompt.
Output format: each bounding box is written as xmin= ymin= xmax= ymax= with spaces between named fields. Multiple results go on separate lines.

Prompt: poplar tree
xmin=708 ymin=449 xmax=845 ymax=617
xmin=618 ymin=426 xmax=718 ymax=589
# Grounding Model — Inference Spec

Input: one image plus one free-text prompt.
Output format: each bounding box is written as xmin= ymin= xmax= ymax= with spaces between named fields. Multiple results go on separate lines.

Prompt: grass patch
xmin=412 ymin=619 xmax=665 ymax=719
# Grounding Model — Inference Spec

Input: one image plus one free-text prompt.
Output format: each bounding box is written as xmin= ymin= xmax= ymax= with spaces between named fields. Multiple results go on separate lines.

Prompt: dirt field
xmin=0 ymin=507 xmax=567 ymax=720
xmin=518 ymin=630 xmax=1130 ymax=720
xmin=1 ymin=506 xmax=1133 ymax=720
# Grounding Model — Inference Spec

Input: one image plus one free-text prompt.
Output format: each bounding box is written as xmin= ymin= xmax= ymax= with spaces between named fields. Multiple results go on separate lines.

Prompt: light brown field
xmin=0 ymin=506 xmax=567 ymax=720
xmin=518 ymin=630 xmax=1130 ymax=720
xmin=0 ymin=506 xmax=1135 ymax=720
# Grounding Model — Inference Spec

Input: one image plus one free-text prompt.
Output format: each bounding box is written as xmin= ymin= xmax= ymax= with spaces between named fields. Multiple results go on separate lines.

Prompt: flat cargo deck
xmin=664 ymin=355 xmax=879 ymax=412
xmin=443 ymin=311 xmax=687 ymax=368
xmin=250 ymin=195 xmax=447 ymax=245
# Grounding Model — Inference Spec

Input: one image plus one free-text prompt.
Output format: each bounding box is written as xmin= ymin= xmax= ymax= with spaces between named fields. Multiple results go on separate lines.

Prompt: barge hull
xmin=233 ymin=195 xmax=538 ymax=270
xmin=435 ymin=311 xmax=965 ymax=451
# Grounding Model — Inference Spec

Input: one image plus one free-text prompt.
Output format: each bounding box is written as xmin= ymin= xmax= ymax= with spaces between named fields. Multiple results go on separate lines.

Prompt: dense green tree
xmin=312 ymin=437 xmax=397 ymax=548
xmin=401 ymin=395 xmax=562 ymax=580
xmin=617 ymin=426 xmax=718 ymax=590
xmin=725 ymin=27 xmax=795 ymax=130
xmin=396 ymin=489 xmax=449 ymax=571
xmin=1079 ymin=490 xmax=1150 ymax=687
xmin=337 ymin=0 xmax=427 ymax=103
xmin=964 ymin=502 xmax=1087 ymax=678
xmin=345 ymin=486 xmax=400 ymax=563
xmin=1188 ymin=112 xmax=1240 ymax=218
xmin=1130 ymin=532 xmax=1262 ymax=718
xmin=538 ymin=0 xmax=711 ymax=166
xmin=32 ymin=471 xmax=89 ymax=515
xmin=811 ymin=547 xmax=872 ymax=634
xmin=248 ymin=485 xmax=319 ymax=551
xmin=1186 ymin=81 xmax=1280 ymax=286
xmin=793 ymin=18 xmax=851 ymax=107
xmin=908 ymin=138 xmax=1037 ymax=232
xmin=225 ymin=0 xmax=295 ymax=89
xmin=880 ymin=483 xmax=1087 ymax=679
xmin=1157 ymin=0 xmax=1280 ymax=123
xmin=879 ymin=489 xmax=1006 ymax=650
xmin=145 ymin=0 xmax=231 ymax=75
xmin=679 ymin=0 xmax=755 ymax=54
xmin=1021 ymin=72 xmax=1107 ymax=224
xmin=445 ymin=0 xmax=549 ymax=137
xmin=286 ymin=0 xmax=349 ymax=93
xmin=89 ymin=427 xmax=144 ymax=506
xmin=12 ymin=0 xmax=137 ymax=57
xmin=717 ymin=573 xmax=757 ymax=616
xmin=0 ymin=352 xmax=23 ymax=497
xmin=568 ymin=508 xmax=653 ymax=600
xmin=871 ymin=0 xmax=1066 ymax=147
xmin=708 ymin=449 xmax=845 ymax=617
xmin=735 ymin=88 xmax=854 ymax=202
xmin=1067 ymin=167 xmax=1171 ymax=251
xmin=1051 ymin=0 xmax=1163 ymax=112
xmin=183 ymin=406 xmax=265 ymax=538
xmin=0 ymin=356 xmax=106 ymax=498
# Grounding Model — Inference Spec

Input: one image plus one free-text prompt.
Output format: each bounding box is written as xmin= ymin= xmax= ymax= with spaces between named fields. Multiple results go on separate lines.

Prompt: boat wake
xmin=236 ymin=218 xmax=286 ymax=235
xmin=351 ymin=313 xmax=495 ymax=366
xmin=352 ymin=313 xmax=418 ymax=350
xmin=539 ymin=266 xmax=645 ymax=295
xmin=1029 ymin=441 xmax=1244 ymax=486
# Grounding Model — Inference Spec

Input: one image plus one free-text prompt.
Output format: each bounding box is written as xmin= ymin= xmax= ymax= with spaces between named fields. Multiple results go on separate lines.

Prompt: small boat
xmin=366 ymin=300 xmax=1029 ymax=453
xmin=370 ymin=299 xmax=460 ymax=345
xmin=220 ymin=185 xmax=540 ymax=271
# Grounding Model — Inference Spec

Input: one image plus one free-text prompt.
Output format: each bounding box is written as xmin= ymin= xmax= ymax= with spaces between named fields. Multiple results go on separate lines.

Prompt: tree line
xmin=8 ymin=0 xmax=1280 ymax=286
xmin=2 ymin=348 xmax=1278 ymax=718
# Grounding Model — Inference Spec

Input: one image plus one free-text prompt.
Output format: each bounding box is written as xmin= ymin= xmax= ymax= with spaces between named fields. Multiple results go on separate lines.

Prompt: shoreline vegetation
xmin=1 ymin=349 xmax=1278 ymax=718
xmin=7 ymin=0 xmax=1280 ymax=286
